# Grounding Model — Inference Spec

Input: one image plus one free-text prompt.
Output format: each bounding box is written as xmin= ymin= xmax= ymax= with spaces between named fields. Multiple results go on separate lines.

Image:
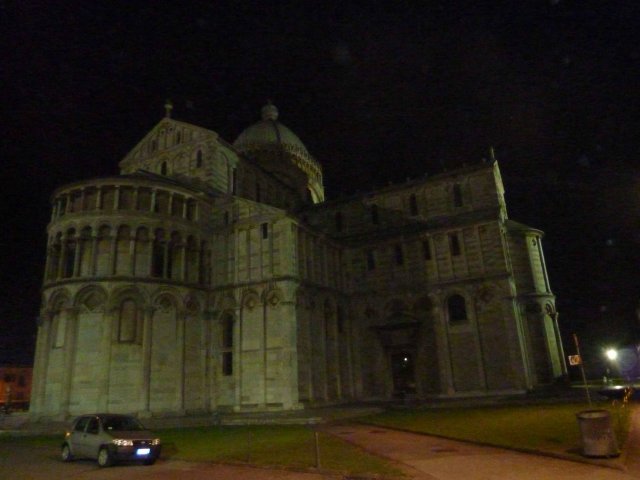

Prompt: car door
xmin=83 ymin=417 xmax=102 ymax=459
xmin=69 ymin=416 xmax=90 ymax=457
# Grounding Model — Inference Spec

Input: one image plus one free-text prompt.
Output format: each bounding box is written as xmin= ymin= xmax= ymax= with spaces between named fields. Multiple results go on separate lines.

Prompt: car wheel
xmin=143 ymin=458 xmax=156 ymax=466
xmin=97 ymin=447 xmax=113 ymax=467
xmin=61 ymin=444 xmax=74 ymax=462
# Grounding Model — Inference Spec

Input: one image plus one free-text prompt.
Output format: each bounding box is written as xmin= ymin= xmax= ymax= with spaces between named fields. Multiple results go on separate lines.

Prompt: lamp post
xmin=605 ymin=348 xmax=618 ymax=385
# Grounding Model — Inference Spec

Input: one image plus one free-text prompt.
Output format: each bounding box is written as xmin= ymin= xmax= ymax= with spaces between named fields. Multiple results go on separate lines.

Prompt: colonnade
xmin=45 ymin=225 xmax=211 ymax=286
xmin=52 ymin=184 xmax=199 ymax=221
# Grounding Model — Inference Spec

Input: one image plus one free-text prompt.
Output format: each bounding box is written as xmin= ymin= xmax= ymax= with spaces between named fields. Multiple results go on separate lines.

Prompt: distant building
xmin=1 ymin=366 xmax=32 ymax=410
xmin=30 ymin=103 xmax=566 ymax=420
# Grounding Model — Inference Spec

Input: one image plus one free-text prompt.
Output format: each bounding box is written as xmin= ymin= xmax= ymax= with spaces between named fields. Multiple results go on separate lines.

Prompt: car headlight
xmin=151 ymin=438 xmax=161 ymax=446
xmin=112 ymin=439 xmax=134 ymax=446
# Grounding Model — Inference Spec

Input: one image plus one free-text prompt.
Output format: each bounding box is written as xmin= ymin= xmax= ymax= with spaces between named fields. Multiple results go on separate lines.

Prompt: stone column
xmin=203 ymin=310 xmax=215 ymax=412
xmin=90 ymin=234 xmax=98 ymax=276
xmin=139 ymin=307 xmax=154 ymax=417
xmin=30 ymin=312 xmax=52 ymax=416
xmin=72 ymin=234 xmax=81 ymax=277
xmin=109 ymin=233 xmax=117 ymax=275
xmin=57 ymin=236 xmax=67 ymax=280
xmin=114 ymin=186 xmax=121 ymax=210
xmin=179 ymin=243 xmax=187 ymax=282
xmin=133 ymin=187 xmax=139 ymax=210
xmin=176 ymin=311 xmax=186 ymax=414
xmin=97 ymin=308 xmax=116 ymax=412
xmin=58 ymin=307 xmax=79 ymax=419
xmin=129 ymin=235 xmax=136 ymax=276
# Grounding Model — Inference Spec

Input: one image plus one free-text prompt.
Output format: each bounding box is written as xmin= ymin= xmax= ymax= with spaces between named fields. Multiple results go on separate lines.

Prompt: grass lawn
xmin=159 ymin=424 xmax=403 ymax=476
xmin=360 ymin=401 xmax=632 ymax=455
xmin=0 ymin=425 xmax=403 ymax=477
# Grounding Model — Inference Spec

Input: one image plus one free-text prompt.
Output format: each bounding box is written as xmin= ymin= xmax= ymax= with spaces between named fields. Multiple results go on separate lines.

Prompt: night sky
xmin=2 ymin=1 xmax=639 ymax=370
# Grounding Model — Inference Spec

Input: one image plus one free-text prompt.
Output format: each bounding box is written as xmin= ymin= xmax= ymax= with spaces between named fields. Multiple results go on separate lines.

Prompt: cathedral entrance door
xmin=390 ymin=349 xmax=416 ymax=397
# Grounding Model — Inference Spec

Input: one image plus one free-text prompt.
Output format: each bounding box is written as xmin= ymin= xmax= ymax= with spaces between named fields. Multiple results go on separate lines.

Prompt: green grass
xmin=0 ymin=426 xmax=402 ymax=477
xmin=157 ymin=424 xmax=403 ymax=477
xmin=361 ymin=402 xmax=632 ymax=454
xmin=0 ymin=433 xmax=60 ymax=447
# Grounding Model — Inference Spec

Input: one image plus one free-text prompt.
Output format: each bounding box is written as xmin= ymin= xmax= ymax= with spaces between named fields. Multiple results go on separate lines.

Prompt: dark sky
xmin=1 ymin=1 xmax=639 ymax=366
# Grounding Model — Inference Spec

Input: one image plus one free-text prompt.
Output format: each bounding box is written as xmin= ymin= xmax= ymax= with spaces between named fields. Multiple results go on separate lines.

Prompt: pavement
xmin=3 ymin=391 xmax=640 ymax=479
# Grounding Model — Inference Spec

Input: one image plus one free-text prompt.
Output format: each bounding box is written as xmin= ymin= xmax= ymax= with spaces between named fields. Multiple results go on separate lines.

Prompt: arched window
xmin=118 ymin=299 xmax=138 ymax=343
xmin=335 ymin=212 xmax=343 ymax=232
xmin=186 ymin=199 xmax=197 ymax=221
xmin=62 ymin=229 xmax=77 ymax=278
xmin=151 ymin=229 xmax=166 ymax=278
xmin=394 ymin=244 xmax=404 ymax=265
xmin=409 ymin=194 xmax=418 ymax=215
xmin=196 ymin=150 xmax=203 ymax=168
xmin=447 ymin=295 xmax=468 ymax=324
xmin=453 ymin=184 xmax=463 ymax=207
xmin=160 ymin=162 xmax=167 ymax=176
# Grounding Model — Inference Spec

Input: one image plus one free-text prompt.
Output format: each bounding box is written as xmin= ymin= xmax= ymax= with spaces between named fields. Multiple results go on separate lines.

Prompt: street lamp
xmin=606 ymin=348 xmax=618 ymax=361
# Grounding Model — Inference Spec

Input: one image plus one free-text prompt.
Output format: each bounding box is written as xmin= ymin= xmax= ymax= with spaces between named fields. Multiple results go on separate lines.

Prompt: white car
xmin=61 ymin=414 xmax=161 ymax=467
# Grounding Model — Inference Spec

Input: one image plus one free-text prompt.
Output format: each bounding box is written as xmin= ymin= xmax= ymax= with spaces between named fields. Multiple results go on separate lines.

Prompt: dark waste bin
xmin=575 ymin=409 xmax=619 ymax=457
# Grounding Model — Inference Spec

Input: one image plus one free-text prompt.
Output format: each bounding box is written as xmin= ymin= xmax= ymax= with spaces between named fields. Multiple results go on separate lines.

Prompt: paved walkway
xmin=323 ymin=422 xmax=635 ymax=479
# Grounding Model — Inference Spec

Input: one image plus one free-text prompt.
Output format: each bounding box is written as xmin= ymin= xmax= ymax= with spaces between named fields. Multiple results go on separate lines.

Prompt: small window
xmin=196 ymin=150 xmax=203 ymax=168
xmin=261 ymin=223 xmax=268 ymax=239
xmin=422 ymin=239 xmax=432 ymax=260
xmin=222 ymin=352 xmax=233 ymax=376
xmin=371 ymin=204 xmax=379 ymax=225
xmin=176 ymin=131 xmax=181 ymax=144
xmin=394 ymin=244 xmax=404 ymax=265
xmin=409 ymin=194 xmax=418 ymax=216
xmin=160 ymin=162 xmax=167 ymax=175
xmin=449 ymin=233 xmax=461 ymax=256
xmin=335 ymin=212 xmax=343 ymax=232
xmin=224 ymin=211 xmax=230 ymax=225
xmin=453 ymin=184 xmax=463 ymax=207
xmin=222 ymin=317 xmax=234 ymax=349
xmin=366 ymin=250 xmax=376 ymax=271
xmin=18 ymin=376 xmax=25 ymax=387
xmin=448 ymin=294 xmax=468 ymax=323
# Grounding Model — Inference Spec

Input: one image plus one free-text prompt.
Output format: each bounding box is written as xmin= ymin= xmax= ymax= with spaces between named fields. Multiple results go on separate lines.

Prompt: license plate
xmin=136 ymin=448 xmax=151 ymax=456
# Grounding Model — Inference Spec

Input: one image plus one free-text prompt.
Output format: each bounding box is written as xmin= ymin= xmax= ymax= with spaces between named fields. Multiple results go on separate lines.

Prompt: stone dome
xmin=233 ymin=103 xmax=311 ymax=159
xmin=233 ymin=103 xmax=324 ymax=203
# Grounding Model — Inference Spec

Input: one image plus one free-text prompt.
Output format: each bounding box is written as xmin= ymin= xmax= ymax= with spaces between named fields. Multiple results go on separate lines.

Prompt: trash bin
xmin=575 ymin=409 xmax=619 ymax=457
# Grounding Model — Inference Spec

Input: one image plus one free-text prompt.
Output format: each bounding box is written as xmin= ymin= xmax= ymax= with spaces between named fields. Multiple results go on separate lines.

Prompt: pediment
xmin=119 ymin=118 xmax=220 ymax=170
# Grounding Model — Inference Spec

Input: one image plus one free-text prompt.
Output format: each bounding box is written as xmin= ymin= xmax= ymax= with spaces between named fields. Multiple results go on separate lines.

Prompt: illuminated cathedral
xmin=30 ymin=102 xmax=566 ymax=419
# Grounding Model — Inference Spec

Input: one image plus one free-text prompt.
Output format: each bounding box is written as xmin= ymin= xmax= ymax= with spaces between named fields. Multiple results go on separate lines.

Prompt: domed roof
xmin=233 ymin=103 xmax=311 ymax=159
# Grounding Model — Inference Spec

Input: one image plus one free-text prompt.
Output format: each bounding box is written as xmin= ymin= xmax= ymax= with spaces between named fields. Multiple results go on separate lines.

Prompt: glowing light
xmin=605 ymin=349 xmax=618 ymax=361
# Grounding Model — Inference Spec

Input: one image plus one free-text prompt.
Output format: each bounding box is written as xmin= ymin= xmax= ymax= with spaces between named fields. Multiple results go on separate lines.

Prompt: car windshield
xmin=102 ymin=416 xmax=146 ymax=431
